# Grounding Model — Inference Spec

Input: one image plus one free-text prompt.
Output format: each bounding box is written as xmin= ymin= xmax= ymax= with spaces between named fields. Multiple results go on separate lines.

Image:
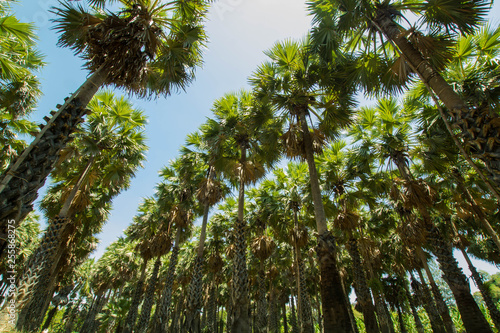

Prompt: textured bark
xmin=16 ymin=216 xmax=70 ymax=331
xmin=183 ymin=255 xmax=204 ymax=333
xmin=255 ymin=270 xmax=267 ymax=332
xmin=427 ymin=226 xmax=493 ymax=332
xmin=372 ymin=288 xmax=392 ymax=333
xmin=0 ymin=70 xmax=106 ymax=233
xmin=79 ymin=292 xmax=107 ymax=333
xmin=268 ymin=287 xmax=278 ymax=333
xmin=151 ymin=231 xmax=181 ymax=332
xmin=348 ymin=240 xmax=380 ymax=333
xmin=206 ymin=283 xmax=217 ymax=333
xmin=136 ymin=256 xmax=162 ymax=332
xmin=374 ymin=9 xmax=500 ymax=190
xmin=123 ymin=260 xmax=148 ymax=333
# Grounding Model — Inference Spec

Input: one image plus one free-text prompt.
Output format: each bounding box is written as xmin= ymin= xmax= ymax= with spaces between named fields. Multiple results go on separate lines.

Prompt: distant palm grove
xmin=1 ymin=0 xmax=500 ymax=332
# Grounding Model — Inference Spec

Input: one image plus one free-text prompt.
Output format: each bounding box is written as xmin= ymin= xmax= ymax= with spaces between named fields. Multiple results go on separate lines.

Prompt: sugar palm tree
xmin=308 ymin=0 xmax=500 ymax=192
xmin=0 ymin=0 xmax=209 ymax=237
xmin=121 ymin=198 xmax=169 ymax=333
xmin=16 ymin=91 xmax=147 ymax=331
xmin=353 ymin=97 xmax=493 ymax=332
xmin=250 ymin=38 xmax=357 ymax=332
xmin=200 ymin=90 xmax=281 ymax=332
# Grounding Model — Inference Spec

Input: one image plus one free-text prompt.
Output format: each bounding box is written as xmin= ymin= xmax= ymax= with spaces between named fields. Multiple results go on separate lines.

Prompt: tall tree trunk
xmin=256 ymin=267 xmax=267 ymax=333
xmin=298 ymin=109 xmax=353 ymax=332
xmin=79 ymin=290 xmax=108 ymax=333
xmin=123 ymin=259 xmax=148 ymax=333
xmin=417 ymin=248 xmax=457 ymax=333
xmin=412 ymin=271 xmax=447 ymax=333
xmin=184 ymin=203 xmax=210 ymax=333
xmin=268 ymin=286 xmax=278 ymax=333
xmin=16 ymin=156 xmax=95 ymax=330
xmin=461 ymin=246 xmax=500 ymax=330
xmin=136 ymin=256 xmax=162 ymax=332
xmin=348 ymin=239 xmax=380 ymax=333
xmin=403 ymin=281 xmax=424 ymax=333
xmin=231 ymin=144 xmax=250 ymax=333
xmin=426 ymin=226 xmax=493 ymax=333
xmin=207 ymin=282 xmax=217 ymax=333
xmin=0 ymin=69 xmax=106 ymax=241
xmin=151 ymin=228 xmax=181 ymax=332
xmin=183 ymin=255 xmax=204 ymax=333
xmin=373 ymin=10 xmax=500 ymax=192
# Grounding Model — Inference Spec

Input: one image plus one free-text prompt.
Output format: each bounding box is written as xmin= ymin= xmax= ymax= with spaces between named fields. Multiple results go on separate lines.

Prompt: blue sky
xmin=12 ymin=0 xmax=500 ymax=283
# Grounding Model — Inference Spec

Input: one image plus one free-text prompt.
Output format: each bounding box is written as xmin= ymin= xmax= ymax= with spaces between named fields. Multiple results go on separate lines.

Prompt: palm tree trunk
xmin=348 ymin=239 xmax=380 ymax=333
xmin=151 ymin=228 xmax=181 ymax=332
xmin=231 ymin=144 xmax=250 ymax=333
xmin=417 ymin=248 xmax=457 ymax=333
xmin=411 ymin=271 xmax=447 ymax=333
xmin=0 ymin=69 xmax=106 ymax=232
xmin=268 ymin=286 xmax=278 ymax=333
xmin=123 ymin=259 xmax=148 ymax=333
xmin=298 ymin=109 xmax=353 ymax=332
xmin=16 ymin=156 xmax=96 ymax=330
xmin=372 ymin=10 xmax=500 ymax=191
xmin=426 ymin=226 xmax=493 ymax=332
xmin=403 ymin=281 xmax=424 ymax=333
xmin=183 ymin=255 xmax=204 ymax=333
xmin=207 ymin=282 xmax=217 ymax=333
xmin=136 ymin=256 xmax=162 ymax=333
xmin=460 ymin=246 xmax=500 ymax=330
xmin=256 ymin=266 xmax=267 ymax=333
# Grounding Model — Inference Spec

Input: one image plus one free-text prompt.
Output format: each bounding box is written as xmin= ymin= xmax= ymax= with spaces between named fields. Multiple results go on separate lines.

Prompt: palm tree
xmin=15 ymin=91 xmax=147 ymax=331
xmin=250 ymin=38 xmax=357 ymax=332
xmin=200 ymin=90 xmax=281 ymax=332
xmin=0 ymin=0 xmax=209 ymax=238
xmin=354 ymin=97 xmax=493 ymax=332
xmin=309 ymin=0 xmax=500 ymax=193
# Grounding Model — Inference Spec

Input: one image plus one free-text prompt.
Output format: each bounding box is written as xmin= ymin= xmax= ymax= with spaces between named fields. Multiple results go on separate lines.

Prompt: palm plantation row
xmin=1 ymin=0 xmax=500 ymax=332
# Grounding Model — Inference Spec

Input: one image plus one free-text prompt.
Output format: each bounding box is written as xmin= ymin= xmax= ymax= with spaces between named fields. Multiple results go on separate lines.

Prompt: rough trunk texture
xmin=256 ymin=270 xmax=267 ymax=332
xmin=427 ymin=227 xmax=493 ymax=332
xmin=268 ymin=287 xmax=278 ymax=333
xmin=16 ymin=216 xmax=69 ymax=331
xmin=348 ymin=240 xmax=380 ymax=333
xmin=374 ymin=10 xmax=500 ymax=190
xmin=79 ymin=292 xmax=107 ymax=333
xmin=0 ymin=71 xmax=106 ymax=245
xmin=151 ymin=242 xmax=180 ymax=332
xmin=123 ymin=261 xmax=148 ymax=333
xmin=136 ymin=256 xmax=162 ymax=333
xmin=206 ymin=282 xmax=217 ymax=333
xmin=183 ymin=255 xmax=204 ymax=333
